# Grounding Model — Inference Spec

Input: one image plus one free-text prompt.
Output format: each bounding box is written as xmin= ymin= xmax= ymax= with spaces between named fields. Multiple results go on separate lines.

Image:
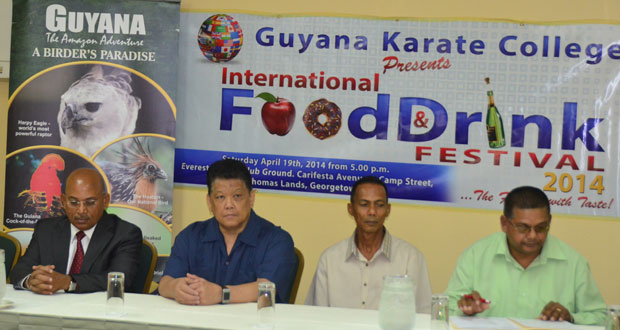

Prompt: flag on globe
xmin=197 ymin=14 xmax=244 ymax=62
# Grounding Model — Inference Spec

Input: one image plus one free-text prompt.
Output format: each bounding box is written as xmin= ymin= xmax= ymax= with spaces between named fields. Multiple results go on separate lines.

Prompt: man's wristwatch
xmin=221 ymin=286 xmax=230 ymax=304
xmin=68 ymin=276 xmax=78 ymax=292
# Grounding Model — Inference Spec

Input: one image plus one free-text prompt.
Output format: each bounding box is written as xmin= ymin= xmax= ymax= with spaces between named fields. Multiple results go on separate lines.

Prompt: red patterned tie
xmin=69 ymin=231 xmax=85 ymax=275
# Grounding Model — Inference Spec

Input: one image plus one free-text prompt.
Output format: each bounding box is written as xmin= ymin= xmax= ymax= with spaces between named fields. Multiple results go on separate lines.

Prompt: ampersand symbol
xmin=413 ymin=111 xmax=429 ymax=128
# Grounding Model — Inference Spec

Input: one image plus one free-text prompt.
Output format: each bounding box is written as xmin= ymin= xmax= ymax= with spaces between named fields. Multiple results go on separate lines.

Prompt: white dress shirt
xmin=19 ymin=223 xmax=97 ymax=289
xmin=65 ymin=224 xmax=96 ymax=274
xmin=305 ymin=229 xmax=432 ymax=313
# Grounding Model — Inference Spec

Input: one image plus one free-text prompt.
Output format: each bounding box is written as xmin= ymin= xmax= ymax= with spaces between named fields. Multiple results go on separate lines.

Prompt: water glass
xmin=0 ymin=249 xmax=5 ymax=301
xmin=607 ymin=305 xmax=620 ymax=330
xmin=431 ymin=294 xmax=449 ymax=330
xmin=106 ymin=272 xmax=125 ymax=317
xmin=257 ymin=281 xmax=276 ymax=329
xmin=378 ymin=275 xmax=416 ymax=330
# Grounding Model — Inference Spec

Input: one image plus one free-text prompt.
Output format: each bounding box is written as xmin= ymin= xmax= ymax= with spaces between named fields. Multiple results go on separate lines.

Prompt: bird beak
xmin=60 ymin=104 xmax=76 ymax=133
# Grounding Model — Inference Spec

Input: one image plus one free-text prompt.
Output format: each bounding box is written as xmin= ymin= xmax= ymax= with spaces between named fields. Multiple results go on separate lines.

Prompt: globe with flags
xmin=197 ymin=14 xmax=243 ymax=62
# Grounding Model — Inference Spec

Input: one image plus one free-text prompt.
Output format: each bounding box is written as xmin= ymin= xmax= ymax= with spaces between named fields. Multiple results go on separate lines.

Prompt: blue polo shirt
xmin=163 ymin=210 xmax=297 ymax=303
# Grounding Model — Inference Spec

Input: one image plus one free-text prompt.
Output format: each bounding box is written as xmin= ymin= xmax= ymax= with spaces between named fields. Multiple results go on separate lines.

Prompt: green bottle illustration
xmin=485 ymin=78 xmax=506 ymax=148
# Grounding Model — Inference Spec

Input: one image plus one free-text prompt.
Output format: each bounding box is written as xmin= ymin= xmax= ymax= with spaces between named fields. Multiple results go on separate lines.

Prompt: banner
xmin=4 ymin=0 xmax=179 ymax=280
xmin=174 ymin=13 xmax=620 ymax=217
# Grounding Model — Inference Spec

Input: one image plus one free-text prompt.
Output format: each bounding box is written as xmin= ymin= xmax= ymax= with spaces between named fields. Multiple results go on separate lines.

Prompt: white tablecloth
xmin=0 ymin=285 xmax=386 ymax=330
xmin=0 ymin=285 xmax=604 ymax=330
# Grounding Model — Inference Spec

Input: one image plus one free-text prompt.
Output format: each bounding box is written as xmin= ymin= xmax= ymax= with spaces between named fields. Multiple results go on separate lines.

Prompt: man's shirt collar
xmin=202 ymin=210 xmax=259 ymax=247
xmin=236 ymin=210 xmax=259 ymax=247
xmin=69 ymin=222 xmax=96 ymax=240
xmin=496 ymin=233 xmax=568 ymax=268
xmin=346 ymin=227 xmax=393 ymax=262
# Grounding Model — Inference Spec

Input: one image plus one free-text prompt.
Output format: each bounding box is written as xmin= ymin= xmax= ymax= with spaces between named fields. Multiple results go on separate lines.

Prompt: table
xmin=0 ymin=286 xmax=604 ymax=330
xmin=0 ymin=286 xmax=380 ymax=330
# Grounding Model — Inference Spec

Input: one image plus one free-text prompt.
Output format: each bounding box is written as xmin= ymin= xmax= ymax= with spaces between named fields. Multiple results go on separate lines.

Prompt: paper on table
xmin=511 ymin=318 xmax=585 ymax=330
xmin=451 ymin=316 xmax=521 ymax=329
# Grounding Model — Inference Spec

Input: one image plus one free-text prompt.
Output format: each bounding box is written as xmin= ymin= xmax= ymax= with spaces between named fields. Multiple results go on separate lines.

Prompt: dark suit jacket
xmin=10 ymin=212 xmax=142 ymax=293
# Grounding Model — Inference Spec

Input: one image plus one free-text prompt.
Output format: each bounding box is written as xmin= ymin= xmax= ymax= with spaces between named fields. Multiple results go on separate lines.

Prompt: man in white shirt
xmin=305 ymin=176 xmax=432 ymax=312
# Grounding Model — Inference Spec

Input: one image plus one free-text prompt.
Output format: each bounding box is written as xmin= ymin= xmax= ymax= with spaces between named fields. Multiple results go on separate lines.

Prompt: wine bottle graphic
xmin=484 ymin=78 xmax=506 ymax=148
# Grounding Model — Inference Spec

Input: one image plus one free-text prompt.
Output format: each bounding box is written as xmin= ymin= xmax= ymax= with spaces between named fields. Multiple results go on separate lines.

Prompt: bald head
xmin=62 ymin=168 xmax=110 ymax=231
xmin=65 ymin=168 xmax=107 ymax=195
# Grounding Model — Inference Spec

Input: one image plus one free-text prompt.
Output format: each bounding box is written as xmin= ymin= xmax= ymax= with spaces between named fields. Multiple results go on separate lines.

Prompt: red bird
xmin=28 ymin=153 xmax=65 ymax=212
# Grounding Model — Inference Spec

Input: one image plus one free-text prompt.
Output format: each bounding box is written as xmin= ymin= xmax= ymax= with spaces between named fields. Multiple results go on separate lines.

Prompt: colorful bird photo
xmin=4 ymin=148 xmax=96 ymax=228
xmin=94 ymin=136 xmax=174 ymax=224
xmin=17 ymin=153 xmax=65 ymax=215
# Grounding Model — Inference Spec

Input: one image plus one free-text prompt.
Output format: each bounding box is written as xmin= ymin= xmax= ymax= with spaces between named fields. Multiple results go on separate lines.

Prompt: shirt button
xmin=365 ymin=263 xmax=369 ymax=267
xmin=363 ymin=283 xmax=367 ymax=286
xmin=225 ymin=261 xmax=229 ymax=265
xmin=362 ymin=301 xmax=365 ymax=305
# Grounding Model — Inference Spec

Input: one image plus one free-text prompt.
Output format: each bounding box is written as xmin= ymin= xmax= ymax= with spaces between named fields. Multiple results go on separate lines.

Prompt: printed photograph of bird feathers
xmin=5 ymin=62 xmax=176 ymax=229
xmin=95 ymin=136 xmax=174 ymax=224
xmin=4 ymin=149 xmax=95 ymax=227
xmin=7 ymin=63 xmax=175 ymax=156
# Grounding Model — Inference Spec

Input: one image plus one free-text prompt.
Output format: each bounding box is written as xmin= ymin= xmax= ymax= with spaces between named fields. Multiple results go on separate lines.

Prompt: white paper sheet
xmin=451 ymin=316 xmax=521 ymax=329
xmin=511 ymin=318 xmax=585 ymax=329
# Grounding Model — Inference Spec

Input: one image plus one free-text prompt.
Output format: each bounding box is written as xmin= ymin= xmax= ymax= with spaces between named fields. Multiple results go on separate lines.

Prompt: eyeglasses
xmin=66 ymin=197 xmax=100 ymax=209
xmin=507 ymin=219 xmax=550 ymax=234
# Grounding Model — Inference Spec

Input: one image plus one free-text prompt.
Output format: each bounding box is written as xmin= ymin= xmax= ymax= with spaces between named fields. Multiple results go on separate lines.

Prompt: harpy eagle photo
xmin=58 ymin=65 xmax=141 ymax=157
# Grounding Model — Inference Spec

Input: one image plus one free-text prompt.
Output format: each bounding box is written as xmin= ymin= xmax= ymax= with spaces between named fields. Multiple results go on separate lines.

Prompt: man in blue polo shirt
xmin=159 ymin=159 xmax=297 ymax=305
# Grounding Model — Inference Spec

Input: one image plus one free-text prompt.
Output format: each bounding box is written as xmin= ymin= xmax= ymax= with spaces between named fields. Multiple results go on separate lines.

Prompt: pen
xmin=463 ymin=294 xmax=491 ymax=304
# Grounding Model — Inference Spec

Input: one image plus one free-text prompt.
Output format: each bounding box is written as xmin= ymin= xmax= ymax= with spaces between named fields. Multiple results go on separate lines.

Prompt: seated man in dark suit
xmin=10 ymin=168 xmax=142 ymax=294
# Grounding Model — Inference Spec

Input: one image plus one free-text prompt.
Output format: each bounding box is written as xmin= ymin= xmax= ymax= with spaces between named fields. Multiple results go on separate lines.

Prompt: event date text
xmin=305 ymin=160 xmax=388 ymax=174
xmin=543 ymin=172 xmax=604 ymax=195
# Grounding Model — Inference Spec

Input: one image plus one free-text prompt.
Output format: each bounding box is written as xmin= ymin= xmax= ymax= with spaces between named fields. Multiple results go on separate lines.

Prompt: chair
xmin=0 ymin=231 xmax=22 ymax=283
xmin=128 ymin=239 xmax=157 ymax=294
xmin=289 ymin=247 xmax=305 ymax=304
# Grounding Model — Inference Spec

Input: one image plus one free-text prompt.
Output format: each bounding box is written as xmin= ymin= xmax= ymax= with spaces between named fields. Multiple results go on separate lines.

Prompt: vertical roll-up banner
xmin=4 ymin=0 xmax=179 ymax=281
